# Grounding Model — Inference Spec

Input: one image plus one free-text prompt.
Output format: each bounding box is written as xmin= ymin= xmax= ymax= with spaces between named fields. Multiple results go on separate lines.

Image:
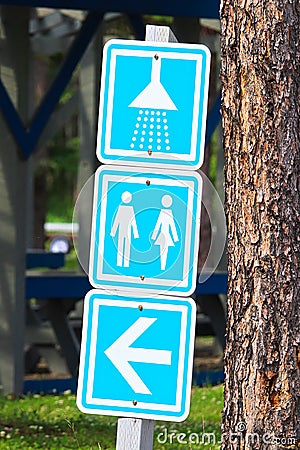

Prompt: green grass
xmin=0 ymin=386 xmax=223 ymax=449
xmin=46 ymin=199 xmax=75 ymax=224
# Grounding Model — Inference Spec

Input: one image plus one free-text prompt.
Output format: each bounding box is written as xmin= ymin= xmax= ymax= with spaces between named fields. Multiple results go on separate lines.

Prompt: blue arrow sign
xmin=96 ymin=39 xmax=210 ymax=170
xmin=89 ymin=165 xmax=202 ymax=296
xmin=76 ymin=290 xmax=196 ymax=421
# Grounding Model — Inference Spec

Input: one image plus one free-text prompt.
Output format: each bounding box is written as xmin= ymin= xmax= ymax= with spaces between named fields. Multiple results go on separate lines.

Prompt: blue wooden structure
xmin=0 ymin=1 xmax=224 ymax=394
xmin=26 ymin=272 xmax=227 ymax=300
xmin=0 ymin=1 xmax=219 ymax=17
xmin=0 ymin=3 xmax=221 ymax=160
xmin=26 ymin=251 xmax=65 ymax=269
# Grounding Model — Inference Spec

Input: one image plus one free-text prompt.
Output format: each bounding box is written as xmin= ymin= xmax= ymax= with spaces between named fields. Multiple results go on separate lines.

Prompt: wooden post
xmin=115 ymin=24 xmax=178 ymax=449
xmin=0 ymin=6 xmax=31 ymax=394
xmin=76 ymin=23 xmax=103 ymax=272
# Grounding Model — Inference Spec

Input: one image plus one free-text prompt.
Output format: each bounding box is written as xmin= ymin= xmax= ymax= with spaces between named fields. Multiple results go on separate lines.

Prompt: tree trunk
xmin=220 ymin=1 xmax=300 ymax=448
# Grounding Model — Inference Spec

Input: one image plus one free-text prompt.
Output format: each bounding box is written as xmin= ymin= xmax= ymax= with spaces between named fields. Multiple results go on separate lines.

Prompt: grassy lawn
xmin=0 ymin=385 xmax=223 ymax=449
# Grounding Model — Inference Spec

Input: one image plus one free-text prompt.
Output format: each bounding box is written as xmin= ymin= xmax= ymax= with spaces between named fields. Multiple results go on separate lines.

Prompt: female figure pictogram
xmin=151 ymin=194 xmax=179 ymax=271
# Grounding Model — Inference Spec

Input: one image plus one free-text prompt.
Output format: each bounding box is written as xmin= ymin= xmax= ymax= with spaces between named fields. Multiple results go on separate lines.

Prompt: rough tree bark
xmin=220 ymin=1 xmax=300 ymax=449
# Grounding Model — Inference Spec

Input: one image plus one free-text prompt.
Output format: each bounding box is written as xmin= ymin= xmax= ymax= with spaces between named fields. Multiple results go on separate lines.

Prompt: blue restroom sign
xmin=89 ymin=165 xmax=202 ymax=296
xmin=76 ymin=290 xmax=196 ymax=421
xmin=96 ymin=39 xmax=210 ymax=170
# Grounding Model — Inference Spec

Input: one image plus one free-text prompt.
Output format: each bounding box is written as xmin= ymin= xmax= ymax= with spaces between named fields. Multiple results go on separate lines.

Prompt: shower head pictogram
xmin=129 ymin=55 xmax=178 ymax=111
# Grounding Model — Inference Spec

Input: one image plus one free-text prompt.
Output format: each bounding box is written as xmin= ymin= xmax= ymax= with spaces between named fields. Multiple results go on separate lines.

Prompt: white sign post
xmin=116 ymin=24 xmax=194 ymax=450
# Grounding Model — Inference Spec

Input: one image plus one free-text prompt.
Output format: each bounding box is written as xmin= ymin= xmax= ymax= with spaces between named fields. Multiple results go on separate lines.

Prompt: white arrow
xmin=104 ymin=317 xmax=172 ymax=395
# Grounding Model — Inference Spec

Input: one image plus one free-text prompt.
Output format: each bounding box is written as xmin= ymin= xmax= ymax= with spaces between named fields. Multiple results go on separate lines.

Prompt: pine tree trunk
xmin=220 ymin=1 xmax=300 ymax=448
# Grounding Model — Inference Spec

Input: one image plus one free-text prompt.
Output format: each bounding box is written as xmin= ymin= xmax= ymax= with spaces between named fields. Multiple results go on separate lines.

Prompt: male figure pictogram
xmin=110 ymin=191 xmax=139 ymax=267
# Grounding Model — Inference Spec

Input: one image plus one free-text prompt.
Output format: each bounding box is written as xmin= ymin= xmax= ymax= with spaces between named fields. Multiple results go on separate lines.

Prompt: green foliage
xmin=34 ymin=133 xmax=78 ymax=223
xmin=0 ymin=386 xmax=223 ymax=449
xmin=36 ymin=133 xmax=79 ymax=223
xmin=34 ymin=50 xmax=80 ymax=226
xmin=143 ymin=15 xmax=173 ymax=26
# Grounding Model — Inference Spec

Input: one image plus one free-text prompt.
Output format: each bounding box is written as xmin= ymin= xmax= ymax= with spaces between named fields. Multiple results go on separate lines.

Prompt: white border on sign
xmin=86 ymin=299 xmax=187 ymax=412
xmin=105 ymin=48 xmax=202 ymax=163
xmin=96 ymin=175 xmax=193 ymax=286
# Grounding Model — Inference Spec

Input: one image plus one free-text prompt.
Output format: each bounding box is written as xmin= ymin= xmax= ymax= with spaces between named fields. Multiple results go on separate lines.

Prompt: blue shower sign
xmin=96 ymin=39 xmax=211 ymax=170
xmin=76 ymin=290 xmax=196 ymax=421
xmin=89 ymin=165 xmax=202 ymax=296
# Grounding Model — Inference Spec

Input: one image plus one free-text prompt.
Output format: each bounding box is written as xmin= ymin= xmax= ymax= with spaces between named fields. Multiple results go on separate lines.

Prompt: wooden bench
xmin=26 ymin=250 xmax=65 ymax=269
xmin=26 ymin=271 xmax=227 ymax=361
